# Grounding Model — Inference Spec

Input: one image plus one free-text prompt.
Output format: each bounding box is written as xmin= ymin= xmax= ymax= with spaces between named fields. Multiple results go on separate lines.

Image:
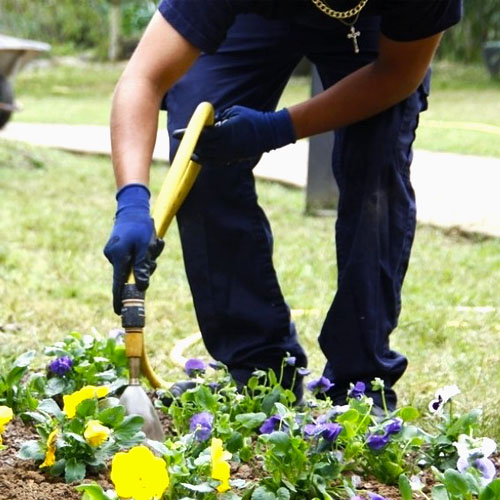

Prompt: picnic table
xmin=0 ymin=34 xmax=50 ymax=128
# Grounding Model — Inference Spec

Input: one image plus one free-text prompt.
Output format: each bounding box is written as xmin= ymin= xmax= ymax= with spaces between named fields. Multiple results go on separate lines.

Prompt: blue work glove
xmin=173 ymin=105 xmax=296 ymax=165
xmin=103 ymin=183 xmax=165 ymax=315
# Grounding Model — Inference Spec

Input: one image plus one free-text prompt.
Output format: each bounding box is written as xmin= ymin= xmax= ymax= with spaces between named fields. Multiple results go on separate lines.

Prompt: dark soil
xmin=1 ymin=417 xmax=498 ymax=500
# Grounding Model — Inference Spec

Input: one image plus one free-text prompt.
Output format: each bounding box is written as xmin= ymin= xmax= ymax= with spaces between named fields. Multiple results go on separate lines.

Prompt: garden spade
xmin=119 ymin=102 xmax=214 ymax=441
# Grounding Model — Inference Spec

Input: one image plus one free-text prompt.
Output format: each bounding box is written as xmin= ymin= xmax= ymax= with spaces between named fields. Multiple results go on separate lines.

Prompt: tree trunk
xmin=108 ymin=0 xmax=121 ymax=62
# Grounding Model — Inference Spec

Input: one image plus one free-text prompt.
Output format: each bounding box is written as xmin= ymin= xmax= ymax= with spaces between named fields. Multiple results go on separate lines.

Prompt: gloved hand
xmin=173 ymin=105 xmax=296 ymax=165
xmin=103 ymin=183 xmax=165 ymax=315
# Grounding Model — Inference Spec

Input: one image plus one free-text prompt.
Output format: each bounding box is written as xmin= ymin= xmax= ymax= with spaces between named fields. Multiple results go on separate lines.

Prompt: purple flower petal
xmin=48 ymin=356 xmax=73 ymax=376
xmin=304 ymin=423 xmax=323 ymax=437
xmin=184 ymin=358 xmax=207 ymax=377
xmin=209 ymin=360 xmax=225 ymax=370
xmin=385 ymin=418 xmax=403 ymax=435
xmin=259 ymin=415 xmax=282 ymax=435
xmin=297 ymin=367 xmax=311 ymax=377
xmin=474 ymin=457 xmax=496 ymax=484
xmin=348 ymin=381 xmax=366 ymax=399
xmin=321 ymin=422 xmax=343 ymax=443
xmin=367 ymin=432 xmax=390 ymax=451
xmin=285 ymin=356 xmax=296 ymax=366
xmin=368 ymin=493 xmax=388 ymax=500
xmin=307 ymin=376 xmax=334 ymax=394
xmin=189 ymin=411 xmax=214 ymax=441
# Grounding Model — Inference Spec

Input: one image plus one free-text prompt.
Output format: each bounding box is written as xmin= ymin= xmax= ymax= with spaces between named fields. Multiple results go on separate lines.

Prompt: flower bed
xmin=0 ymin=331 xmax=499 ymax=500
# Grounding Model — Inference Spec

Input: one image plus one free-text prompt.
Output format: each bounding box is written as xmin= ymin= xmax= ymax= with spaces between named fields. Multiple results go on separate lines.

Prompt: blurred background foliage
xmin=0 ymin=0 xmax=499 ymax=62
xmin=0 ymin=0 xmax=155 ymax=59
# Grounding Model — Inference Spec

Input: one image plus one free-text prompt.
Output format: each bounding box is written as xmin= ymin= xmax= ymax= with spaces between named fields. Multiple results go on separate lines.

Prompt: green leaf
xmin=194 ymin=385 xmax=217 ymax=410
xmin=114 ymin=415 xmax=145 ymax=440
xmin=65 ymin=457 xmax=86 ymax=483
xmin=76 ymin=483 xmax=115 ymax=500
xmin=38 ymin=398 xmax=64 ymax=419
xmin=336 ymin=409 xmax=360 ymax=423
xmin=444 ymin=469 xmax=471 ymax=497
xmin=398 ymin=406 xmax=420 ymax=422
xmin=262 ymin=387 xmax=282 ymax=414
xmin=226 ymin=431 xmax=244 ymax=453
xmin=276 ymin=488 xmax=291 ymax=500
xmin=44 ymin=377 xmax=67 ymax=397
xmin=252 ymin=486 xmax=277 ymax=500
xmin=431 ymin=485 xmax=450 ymax=500
xmin=235 ymin=412 xmax=267 ymax=429
xmin=65 ymin=431 xmax=88 ymax=444
xmin=266 ymin=431 xmax=291 ymax=454
xmin=76 ymin=398 xmax=98 ymax=418
xmin=247 ymin=376 xmax=259 ymax=391
xmin=399 ymin=474 xmax=413 ymax=500
xmin=17 ymin=440 xmax=45 ymax=460
xmin=98 ymin=405 xmax=126 ymax=428
xmin=479 ymin=479 xmax=500 ymax=500
xmin=13 ymin=350 xmax=36 ymax=368
xmin=145 ymin=438 xmax=169 ymax=456
xmin=181 ymin=482 xmax=215 ymax=493
xmin=23 ymin=411 xmax=49 ymax=424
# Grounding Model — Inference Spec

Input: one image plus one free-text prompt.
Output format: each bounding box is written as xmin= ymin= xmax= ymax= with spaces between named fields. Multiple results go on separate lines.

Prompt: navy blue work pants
xmin=164 ymin=14 xmax=429 ymax=405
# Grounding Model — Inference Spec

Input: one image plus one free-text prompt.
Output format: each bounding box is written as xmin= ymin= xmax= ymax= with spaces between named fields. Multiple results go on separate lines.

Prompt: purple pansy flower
xmin=348 ymin=381 xmax=366 ymax=399
xmin=285 ymin=356 xmax=296 ymax=366
xmin=307 ymin=376 xmax=334 ymax=394
xmin=321 ymin=422 xmax=343 ymax=443
xmin=189 ymin=412 xmax=214 ymax=441
xmin=367 ymin=432 xmax=390 ymax=451
xmin=385 ymin=418 xmax=403 ymax=435
xmin=455 ymin=434 xmax=497 ymax=486
xmin=368 ymin=493 xmax=388 ymax=500
xmin=48 ymin=356 xmax=73 ymax=376
xmin=209 ymin=360 xmax=225 ymax=370
xmin=297 ymin=367 xmax=311 ymax=376
xmin=259 ymin=415 xmax=282 ymax=434
xmin=184 ymin=358 xmax=207 ymax=377
xmin=304 ymin=423 xmax=323 ymax=437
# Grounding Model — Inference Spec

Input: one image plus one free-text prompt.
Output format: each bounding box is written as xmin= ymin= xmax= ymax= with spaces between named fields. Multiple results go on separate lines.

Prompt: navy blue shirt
xmin=159 ymin=0 xmax=462 ymax=54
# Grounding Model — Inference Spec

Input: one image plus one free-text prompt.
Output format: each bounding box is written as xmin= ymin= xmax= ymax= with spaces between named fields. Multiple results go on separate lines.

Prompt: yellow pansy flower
xmin=211 ymin=437 xmax=232 ymax=493
xmin=63 ymin=385 xmax=109 ymax=418
xmin=0 ymin=406 xmax=13 ymax=445
xmin=110 ymin=445 xmax=169 ymax=500
xmin=84 ymin=419 xmax=111 ymax=447
xmin=40 ymin=429 xmax=58 ymax=468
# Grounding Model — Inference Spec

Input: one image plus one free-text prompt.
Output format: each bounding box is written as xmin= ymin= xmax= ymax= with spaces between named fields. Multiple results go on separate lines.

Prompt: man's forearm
xmin=290 ymin=33 xmax=442 ymax=139
xmin=110 ymin=76 xmax=164 ymax=188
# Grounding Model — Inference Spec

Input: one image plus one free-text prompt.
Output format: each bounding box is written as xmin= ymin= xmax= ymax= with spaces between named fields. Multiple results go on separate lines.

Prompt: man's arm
xmin=188 ymin=31 xmax=444 ymax=165
xmin=289 ymin=32 xmax=443 ymax=139
xmin=110 ymin=11 xmax=200 ymax=188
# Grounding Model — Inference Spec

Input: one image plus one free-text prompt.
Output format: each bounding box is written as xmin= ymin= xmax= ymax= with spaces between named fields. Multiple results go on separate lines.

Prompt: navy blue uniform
xmin=159 ymin=0 xmax=462 ymax=405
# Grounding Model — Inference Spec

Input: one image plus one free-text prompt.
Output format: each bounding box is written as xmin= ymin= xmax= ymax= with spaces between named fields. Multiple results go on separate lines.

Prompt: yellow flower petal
xmin=0 ymin=406 xmax=13 ymax=433
xmin=63 ymin=385 xmax=109 ymax=418
xmin=211 ymin=438 xmax=232 ymax=493
xmin=84 ymin=419 xmax=111 ymax=447
xmin=40 ymin=429 xmax=58 ymax=468
xmin=111 ymin=445 xmax=169 ymax=500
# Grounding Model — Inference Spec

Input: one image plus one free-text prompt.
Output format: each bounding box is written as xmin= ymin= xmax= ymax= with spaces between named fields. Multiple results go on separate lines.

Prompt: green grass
xmin=1 ymin=139 xmax=499 ymax=440
xmin=13 ymin=59 xmax=500 ymax=157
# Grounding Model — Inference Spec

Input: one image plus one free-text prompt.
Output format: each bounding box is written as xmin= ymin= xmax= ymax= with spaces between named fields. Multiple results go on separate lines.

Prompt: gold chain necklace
xmin=309 ymin=0 xmax=369 ymax=54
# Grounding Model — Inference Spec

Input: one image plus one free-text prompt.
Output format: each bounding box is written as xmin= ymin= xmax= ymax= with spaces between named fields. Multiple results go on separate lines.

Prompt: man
xmin=104 ymin=0 xmax=462 ymax=408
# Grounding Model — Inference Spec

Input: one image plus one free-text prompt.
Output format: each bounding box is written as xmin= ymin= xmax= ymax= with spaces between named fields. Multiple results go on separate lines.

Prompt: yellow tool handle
xmin=152 ymin=101 xmax=214 ymax=238
xmin=128 ymin=102 xmax=214 ymax=389
xmin=126 ymin=101 xmax=214 ymax=285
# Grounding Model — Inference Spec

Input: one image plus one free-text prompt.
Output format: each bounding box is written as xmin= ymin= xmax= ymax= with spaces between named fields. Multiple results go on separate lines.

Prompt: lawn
xmin=1 ymin=138 xmax=499 ymax=444
xmin=12 ymin=59 xmax=500 ymax=157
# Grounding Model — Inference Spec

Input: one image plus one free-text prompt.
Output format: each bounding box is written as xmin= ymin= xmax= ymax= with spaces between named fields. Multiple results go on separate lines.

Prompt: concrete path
xmin=2 ymin=121 xmax=500 ymax=237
